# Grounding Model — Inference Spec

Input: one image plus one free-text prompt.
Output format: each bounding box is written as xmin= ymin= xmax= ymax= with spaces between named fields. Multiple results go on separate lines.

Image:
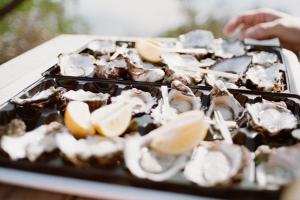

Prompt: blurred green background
xmin=0 ymin=0 xmax=299 ymax=64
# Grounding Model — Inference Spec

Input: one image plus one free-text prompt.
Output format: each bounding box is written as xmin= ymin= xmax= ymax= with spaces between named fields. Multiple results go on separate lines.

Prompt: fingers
xmin=240 ymin=20 xmax=281 ymax=40
xmin=223 ymin=14 xmax=255 ymax=36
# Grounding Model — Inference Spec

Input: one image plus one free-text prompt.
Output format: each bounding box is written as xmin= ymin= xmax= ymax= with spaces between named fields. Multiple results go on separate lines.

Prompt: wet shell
xmin=213 ymin=39 xmax=246 ymax=59
xmin=179 ymin=29 xmax=215 ymax=49
xmin=87 ymin=40 xmax=116 ymax=56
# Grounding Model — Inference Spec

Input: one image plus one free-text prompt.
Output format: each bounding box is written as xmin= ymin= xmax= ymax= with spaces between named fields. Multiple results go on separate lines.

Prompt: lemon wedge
xmin=64 ymin=101 xmax=95 ymax=138
xmin=135 ymin=39 xmax=162 ymax=63
xmin=150 ymin=110 xmax=208 ymax=155
xmin=91 ymin=102 xmax=132 ymax=137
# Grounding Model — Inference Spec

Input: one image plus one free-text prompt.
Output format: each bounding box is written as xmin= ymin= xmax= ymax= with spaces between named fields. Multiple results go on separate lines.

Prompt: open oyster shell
xmin=87 ymin=40 xmax=116 ymax=56
xmin=245 ymin=63 xmax=283 ymax=92
xmin=62 ymin=89 xmax=109 ymax=111
xmin=56 ymin=132 xmax=123 ymax=166
xmin=1 ymin=122 xmax=64 ymax=161
xmin=184 ymin=141 xmax=252 ymax=186
xmin=179 ymin=29 xmax=214 ymax=49
xmin=0 ymin=119 xmax=26 ymax=136
xmin=124 ymin=133 xmax=189 ymax=181
xmin=213 ymin=39 xmax=246 ymax=59
xmin=12 ymin=86 xmax=65 ymax=109
xmin=111 ymin=88 xmax=157 ymax=114
xmin=246 ymin=100 xmax=297 ymax=136
xmin=58 ymin=53 xmax=96 ymax=77
xmin=249 ymin=51 xmax=278 ymax=67
xmin=95 ymin=54 xmax=128 ymax=79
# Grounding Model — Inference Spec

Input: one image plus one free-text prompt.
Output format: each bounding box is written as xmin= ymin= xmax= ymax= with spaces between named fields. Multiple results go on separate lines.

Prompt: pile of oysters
xmin=57 ymin=30 xmax=286 ymax=92
xmin=0 ymin=76 xmax=299 ymax=191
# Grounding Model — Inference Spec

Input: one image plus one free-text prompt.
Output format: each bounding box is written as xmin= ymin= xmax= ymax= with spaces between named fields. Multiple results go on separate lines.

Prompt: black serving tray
xmin=41 ymin=38 xmax=291 ymax=93
xmin=1 ymin=77 xmax=300 ymax=200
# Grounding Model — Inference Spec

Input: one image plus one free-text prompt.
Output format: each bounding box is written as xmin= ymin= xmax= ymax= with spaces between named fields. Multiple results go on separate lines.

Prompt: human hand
xmin=224 ymin=8 xmax=300 ymax=53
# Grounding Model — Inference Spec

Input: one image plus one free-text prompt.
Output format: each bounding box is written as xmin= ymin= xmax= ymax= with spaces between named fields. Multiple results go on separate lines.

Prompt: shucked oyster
xmin=179 ymin=29 xmax=214 ymax=49
xmin=207 ymin=80 xmax=244 ymax=121
xmin=126 ymin=49 xmax=165 ymax=82
xmin=111 ymin=88 xmax=157 ymax=114
xmin=56 ymin=132 xmax=123 ymax=166
xmin=1 ymin=122 xmax=64 ymax=161
xmin=87 ymin=40 xmax=116 ymax=55
xmin=124 ymin=133 xmax=188 ymax=181
xmin=184 ymin=141 xmax=252 ymax=186
xmin=246 ymin=100 xmax=297 ymax=136
xmin=0 ymin=119 xmax=26 ymax=136
xmin=58 ymin=53 xmax=96 ymax=77
xmin=213 ymin=39 xmax=246 ymax=59
xmin=249 ymin=51 xmax=278 ymax=67
xmin=245 ymin=63 xmax=283 ymax=92
xmin=12 ymin=87 xmax=65 ymax=109
xmin=95 ymin=55 xmax=128 ymax=79
xmin=256 ymin=144 xmax=300 ymax=188
xmin=62 ymin=89 xmax=109 ymax=111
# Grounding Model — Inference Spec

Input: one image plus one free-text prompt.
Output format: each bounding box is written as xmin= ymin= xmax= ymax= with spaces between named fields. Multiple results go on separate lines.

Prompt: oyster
xmin=198 ymin=58 xmax=216 ymax=68
xmin=55 ymin=132 xmax=123 ymax=165
xmin=58 ymin=53 xmax=96 ymax=77
xmin=249 ymin=51 xmax=278 ymax=67
xmin=162 ymin=53 xmax=203 ymax=84
xmin=126 ymin=49 xmax=165 ymax=82
xmin=207 ymin=80 xmax=244 ymax=121
xmin=62 ymin=89 xmax=109 ymax=111
xmin=179 ymin=29 xmax=214 ymax=49
xmin=111 ymin=88 xmax=157 ymax=114
xmin=12 ymin=86 xmax=65 ymax=109
xmin=0 ymin=119 xmax=26 ymax=136
xmin=184 ymin=141 xmax=252 ymax=186
xmin=1 ymin=122 xmax=64 ymax=161
xmin=213 ymin=39 xmax=246 ymax=58
xmin=169 ymin=80 xmax=201 ymax=113
xmin=246 ymin=100 xmax=297 ymax=136
xmin=95 ymin=54 xmax=128 ymax=79
xmin=245 ymin=63 xmax=283 ymax=92
xmin=87 ymin=40 xmax=116 ymax=55
xmin=256 ymin=144 xmax=300 ymax=187
xmin=124 ymin=133 xmax=188 ymax=181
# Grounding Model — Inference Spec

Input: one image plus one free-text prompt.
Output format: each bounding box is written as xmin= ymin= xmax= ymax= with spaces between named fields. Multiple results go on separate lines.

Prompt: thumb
xmin=241 ymin=20 xmax=281 ymax=39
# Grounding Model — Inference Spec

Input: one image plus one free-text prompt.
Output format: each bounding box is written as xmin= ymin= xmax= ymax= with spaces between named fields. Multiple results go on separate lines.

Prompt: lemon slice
xmin=135 ymin=39 xmax=162 ymax=63
xmin=91 ymin=102 xmax=132 ymax=137
xmin=150 ymin=110 xmax=208 ymax=155
xmin=64 ymin=101 xmax=95 ymax=138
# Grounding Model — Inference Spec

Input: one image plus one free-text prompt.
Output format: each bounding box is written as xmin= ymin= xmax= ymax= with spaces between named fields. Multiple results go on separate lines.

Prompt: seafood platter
xmin=1 ymin=30 xmax=300 ymax=199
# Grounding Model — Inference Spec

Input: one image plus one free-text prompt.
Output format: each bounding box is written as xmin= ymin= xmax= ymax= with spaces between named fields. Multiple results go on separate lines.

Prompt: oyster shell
xmin=95 ymin=55 xmax=128 ymax=79
xmin=246 ymin=100 xmax=297 ymax=136
xmin=124 ymin=133 xmax=188 ymax=181
xmin=1 ymin=122 xmax=64 ymax=161
xmin=111 ymin=88 xmax=157 ymax=114
xmin=213 ymin=39 xmax=246 ymax=58
xmin=87 ymin=40 xmax=116 ymax=55
xmin=162 ymin=53 xmax=203 ymax=84
xmin=12 ymin=87 xmax=65 ymax=109
xmin=207 ymin=80 xmax=244 ymax=121
xmin=198 ymin=58 xmax=216 ymax=68
xmin=256 ymin=144 xmax=300 ymax=187
xmin=245 ymin=63 xmax=283 ymax=92
xmin=179 ymin=29 xmax=214 ymax=49
xmin=249 ymin=51 xmax=278 ymax=67
xmin=126 ymin=49 xmax=165 ymax=82
xmin=184 ymin=141 xmax=252 ymax=186
xmin=0 ymin=119 xmax=26 ymax=136
xmin=55 ymin=132 xmax=123 ymax=165
xmin=58 ymin=53 xmax=96 ymax=77
xmin=62 ymin=89 xmax=109 ymax=111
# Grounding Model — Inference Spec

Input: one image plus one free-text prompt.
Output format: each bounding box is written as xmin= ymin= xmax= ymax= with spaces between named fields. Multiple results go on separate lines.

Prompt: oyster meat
xmin=56 ymin=132 xmax=123 ymax=165
xmin=111 ymin=88 xmax=157 ymax=114
xmin=124 ymin=133 xmax=188 ymax=181
xmin=0 ymin=119 xmax=26 ymax=136
xmin=58 ymin=53 xmax=96 ymax=77
xmin=126 ymin=49 xmax=165 ymax=82
xmin=245 ymin=63 xmax=283 ymax=92
xmin=249 ymin=51 xmax=278 ymax=67
xmin=213 ymin=39 xmax=246 ymax=58
xmin=184 ymin=141 xmax=252 ymax=186
xmin=62 ymin=89 xmax=109 ymax=111
xmin=1 ymin=122 xmax=64 ymax=161
xmin=96 ymin=55 xmax=128 ymax=79
xmin=179 ymin=29 xmax=214 ymax=49
xmin=246 ymin=100 xmax=297 ymax=136
xmin=87 ymin=40 xmax=116 ymax=55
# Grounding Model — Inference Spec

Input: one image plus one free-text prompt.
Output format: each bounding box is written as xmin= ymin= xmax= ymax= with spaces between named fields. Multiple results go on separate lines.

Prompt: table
xmin=0 ymin=35 xmax=300 ymax=200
